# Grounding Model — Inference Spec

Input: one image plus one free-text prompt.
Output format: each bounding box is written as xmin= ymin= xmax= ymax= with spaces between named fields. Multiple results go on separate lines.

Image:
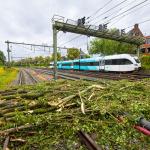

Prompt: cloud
xmin=0 ymin=0 xmax=149 ymax=60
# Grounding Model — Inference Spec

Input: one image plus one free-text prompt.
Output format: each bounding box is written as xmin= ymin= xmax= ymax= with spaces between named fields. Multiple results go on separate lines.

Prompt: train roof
xmin=73 ymin=57 xmax=99 ymax=62
xmin=102 ymin=54 xmax=135 ymax=59
xmin=56 ymin=54 xmax=138 ymax=64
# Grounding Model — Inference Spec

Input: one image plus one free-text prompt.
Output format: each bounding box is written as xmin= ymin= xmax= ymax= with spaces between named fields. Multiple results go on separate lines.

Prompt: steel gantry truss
xmin=52 ymin=15 xmax=145 ymax=80
xmin=5 ymin=40 xmax=69 ymax=67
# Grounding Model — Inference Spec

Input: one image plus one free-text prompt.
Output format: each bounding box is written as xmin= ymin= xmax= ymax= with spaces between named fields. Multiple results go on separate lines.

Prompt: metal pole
xmin=87 ymin=36 xmax=89 ymax=54
xmin=137 ymin=46 xmax=140 ymax=57
xmin=53 ymin=26 xmax=58 ymax=80
xmin=79 ymin=48 xmax=81 ymax=71
xmin=7 ymin=41 xmax=11 ymax=67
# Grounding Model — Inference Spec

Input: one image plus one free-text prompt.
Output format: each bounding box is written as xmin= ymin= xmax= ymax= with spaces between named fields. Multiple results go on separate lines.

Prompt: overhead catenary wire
xmin=56 ymin=0 xmax=148 ymax=48
xmin=57 ymin=31 xmax=65 ymax=41
xmin=109 ymin=1 xmax=150 ymax=27
xmin=58 ymin=0 xmax=117 ymax=47
xmin=59 ymin=0 xmax=114 ymax=47
xmin=88 ymin=0 xmax=129 ymax=23
xmin=99 ymin=0 xmax=138 ymax=24
xmin=57 ymin=0 xmax=127 ymax=47
xmin=59 ymin=35 xmax=83 ymax=46
xmin=86 ymin=0 xmax=113 ymax=20
xmin=102 ymin=0 xmax=149 ymax=24
xmin=124 ymin=18 xmax=150 ymax=30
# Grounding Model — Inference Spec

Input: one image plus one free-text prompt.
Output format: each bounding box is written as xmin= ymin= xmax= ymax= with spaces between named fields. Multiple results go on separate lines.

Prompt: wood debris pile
xmin=0 ymin=79 xmax=150 ymax=149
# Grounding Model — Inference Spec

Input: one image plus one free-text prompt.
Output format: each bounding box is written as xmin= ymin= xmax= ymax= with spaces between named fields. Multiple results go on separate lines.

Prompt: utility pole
xmin=137 ymin=46 xmax=140 ymax=57
xmin=79 ymin=48 xmax=81 ymax=71
xmin=6 ymin=41 xmax=11 ymax=67
xmin=53 ymin=26 xmax=58 ymax=80
xmin=87 ymin=36 xmax=89 ymax=54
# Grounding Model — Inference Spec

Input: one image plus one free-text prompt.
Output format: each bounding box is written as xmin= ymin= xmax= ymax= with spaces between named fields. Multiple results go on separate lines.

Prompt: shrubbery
xmin=141 ymin=55 xmax=150 ymax=70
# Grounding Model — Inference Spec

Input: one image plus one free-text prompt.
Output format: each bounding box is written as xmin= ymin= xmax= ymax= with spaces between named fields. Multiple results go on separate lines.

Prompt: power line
xmin=124 ymin=18 xmax=150 ymax=30
xmin=103 ymin=0 xmax=148 ymax=24
xmin=56 ymin=0 xmax=148 ymax=48
xmin=60 ymin=0 xmax=128 ymax=45
xmin=58 ymin=0 xmax=113 ymax=47
xmin=88 ymin=0 xmax=128 ymax=23
xmin=109 ymin=1 xmax=150 ymax=27
xmin=99 ymin=0 xmax=136 ymax=24
xmin=57 ymin=32 xmax=65 ymax=41
xmin=86 ymin=0 xmax=113 ymax=20
xmin=59 ymin=35 xmax=83 ymax=46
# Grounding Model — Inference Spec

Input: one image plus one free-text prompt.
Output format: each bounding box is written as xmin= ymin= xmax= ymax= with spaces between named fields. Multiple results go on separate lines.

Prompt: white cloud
xmin=0 ymin=0 xmax=149 ymax=60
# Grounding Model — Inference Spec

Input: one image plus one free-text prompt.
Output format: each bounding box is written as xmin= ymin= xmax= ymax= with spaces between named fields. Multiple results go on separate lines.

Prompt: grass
xmin=0 ymin=67 xmax=18 ymax=89
xmin=0 ymin=79 xmax=150 ymax=149
xmin=140 ymin=55 xmax=150 ymax=70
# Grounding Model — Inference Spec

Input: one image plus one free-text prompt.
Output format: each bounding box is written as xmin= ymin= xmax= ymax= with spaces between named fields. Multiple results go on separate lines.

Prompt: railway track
xmin=34 ymin=68 xmax=150 ymax=81
xmin=17 ymin=69 xmax=39 ymax=85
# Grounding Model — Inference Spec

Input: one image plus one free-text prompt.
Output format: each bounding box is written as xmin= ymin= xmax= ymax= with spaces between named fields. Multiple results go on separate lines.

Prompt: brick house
xmin=129 ymin=24 xmax=150 ymax=55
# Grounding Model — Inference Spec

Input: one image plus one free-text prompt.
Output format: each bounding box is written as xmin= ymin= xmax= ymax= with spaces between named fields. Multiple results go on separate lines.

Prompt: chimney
xmin=134 ymin=24 xmax=139 ymax=29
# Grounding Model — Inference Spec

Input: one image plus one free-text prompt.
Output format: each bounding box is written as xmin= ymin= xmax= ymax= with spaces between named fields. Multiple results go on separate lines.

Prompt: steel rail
xmin=24 ymin=69 xmax=39 ymax=84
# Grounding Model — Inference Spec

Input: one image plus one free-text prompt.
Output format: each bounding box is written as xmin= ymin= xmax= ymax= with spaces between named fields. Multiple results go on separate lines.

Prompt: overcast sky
xmin=0 ymin=0 xmax=149 ymax=60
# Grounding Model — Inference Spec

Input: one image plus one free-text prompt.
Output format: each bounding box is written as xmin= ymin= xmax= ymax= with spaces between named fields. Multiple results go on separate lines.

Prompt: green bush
xmin=140 ymin=55 xmax=150 ymax=70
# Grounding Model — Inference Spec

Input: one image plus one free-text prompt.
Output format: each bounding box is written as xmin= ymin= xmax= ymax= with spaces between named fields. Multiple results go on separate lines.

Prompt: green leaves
xmin=0 ymin=79 xmax=150 ymax=149
xmin=90 ymin=37 xmax=137 ymax=55
xmin=67 ymin=48 xmax=80 ymax=60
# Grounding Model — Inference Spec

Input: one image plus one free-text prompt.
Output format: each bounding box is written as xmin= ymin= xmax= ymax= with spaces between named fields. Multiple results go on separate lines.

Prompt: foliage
xmin=10 ymin=49 xmax=89 ymax=67
xmin=12 ymin=56 xmax=51 ymax=67
xmin=0 ymin=79 xmax=150 ymax=149
xmin=51 ymin=52 xmax=61 ymax=61
xmin=90 ymin=38 xmax=137 ymax=55
xmin=89 ymin=29 xmax=138 ymax=55
xmin=140 ymin=55 xmax=150 ymax=70
xmin=84 ymin=54 xmax=91 ymax=58
xmin=67 ymin=48 xmax=80 ymax=60
xmin=0 ymin=50 xmax=6 ymax=65
xmin=0 ymin=67 xmax=18 ymax=89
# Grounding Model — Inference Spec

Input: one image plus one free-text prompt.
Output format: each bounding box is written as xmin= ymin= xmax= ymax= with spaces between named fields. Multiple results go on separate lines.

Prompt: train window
xmin=80 ymin=62 xmax=99 ymax=66
xmin=122 ymin=59 xmax=132 ymax=65
xmin=112 ymin=59 xmax=118 ymax=65
xmin=105 ymin=60 xmax=112 ymax=65
xmin=62 ymin=63 xmax=72 ymax=66
xmin=134 ymin=59 xmax=140 ymax=63
xmin=74 ymin=62 xmax=79 ymax=65
xmin=74 ymin=62 xmax=99 ymax=66
xmin=105 ymin=59 xmax=132 ymax=65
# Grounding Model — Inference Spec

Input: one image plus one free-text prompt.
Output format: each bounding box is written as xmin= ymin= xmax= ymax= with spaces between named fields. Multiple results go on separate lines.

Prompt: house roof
xmin=128 ymin=24 xmax=144 ymax=37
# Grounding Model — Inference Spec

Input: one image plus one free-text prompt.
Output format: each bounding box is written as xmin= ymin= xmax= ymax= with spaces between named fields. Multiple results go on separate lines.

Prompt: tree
xmin=67 ymin=48 xmax=80 ymax=60
xmin=51 ymin=52 xmax=61 ymax=61
xmin=90 ymin=38 xmax=137 ymax=55
xmin=44 ymin=56 xmax=51 ymax=66
xmin=90 ymin=28 xmax=137 ymax=55
xmin=0 ymin=50 xmax=6 ymax=65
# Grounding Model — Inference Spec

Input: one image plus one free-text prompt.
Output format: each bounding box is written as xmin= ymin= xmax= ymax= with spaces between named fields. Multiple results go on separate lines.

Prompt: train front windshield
xmin=134 ymin=58 xmax=140 ymax=63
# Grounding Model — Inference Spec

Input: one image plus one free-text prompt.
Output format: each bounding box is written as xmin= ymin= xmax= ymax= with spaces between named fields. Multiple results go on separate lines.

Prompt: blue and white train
xmin=50 ymin=54 xmax=141 ymax=72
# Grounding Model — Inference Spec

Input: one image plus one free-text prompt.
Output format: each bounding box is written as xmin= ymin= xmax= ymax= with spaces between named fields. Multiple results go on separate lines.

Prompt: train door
xmin=99 ymin=59 xmax=105 ymax=71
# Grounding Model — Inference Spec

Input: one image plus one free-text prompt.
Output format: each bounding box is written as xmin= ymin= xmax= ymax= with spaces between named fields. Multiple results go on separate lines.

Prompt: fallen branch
xmin=0 ymin=123 xmax=33 ymax=136
xmin=10 ymin=138 xmax=26 ymax=143
xmin=58 ymin=84 xmax=105 ymax=107
xmin=79 ymin=91 xmax=85 ymax=114
xmin=3 ymin=136 xmax=10 ymax=150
